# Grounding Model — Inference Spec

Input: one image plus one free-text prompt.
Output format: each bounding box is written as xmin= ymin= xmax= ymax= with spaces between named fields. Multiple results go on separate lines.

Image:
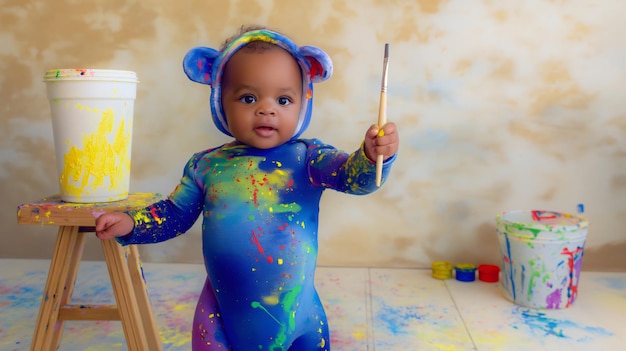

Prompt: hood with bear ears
xmin=182 ymin=29 xmax=333 ymax=139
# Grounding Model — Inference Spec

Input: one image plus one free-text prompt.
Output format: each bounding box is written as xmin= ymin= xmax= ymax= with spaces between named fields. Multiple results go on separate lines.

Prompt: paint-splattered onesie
xmin=117 ymin=139 xmax=395 ymax=350
xmin=117 ymin=29 xmax=397 ymax=350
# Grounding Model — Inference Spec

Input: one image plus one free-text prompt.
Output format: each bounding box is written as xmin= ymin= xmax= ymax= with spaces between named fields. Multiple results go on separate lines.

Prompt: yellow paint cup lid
xmin=455 ymin=263 xmax=476 ymax=272
xmin=431 ymin=261 xmax=453 ymax=270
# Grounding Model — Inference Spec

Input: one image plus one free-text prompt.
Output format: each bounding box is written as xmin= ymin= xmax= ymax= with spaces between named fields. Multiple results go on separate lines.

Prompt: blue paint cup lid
xmin=455 ymin=263 xmax=476 ymax=282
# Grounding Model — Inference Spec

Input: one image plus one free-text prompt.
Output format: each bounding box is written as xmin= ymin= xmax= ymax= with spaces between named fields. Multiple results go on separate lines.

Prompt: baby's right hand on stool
xmin=95 ymin=212 xmax=134 ymax=240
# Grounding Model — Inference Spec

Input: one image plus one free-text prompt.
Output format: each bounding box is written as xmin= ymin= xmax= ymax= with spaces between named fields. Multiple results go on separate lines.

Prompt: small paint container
xmin=454 ymin=263 xmax=476 ymax=282
xmin=478 ymin=264 xmax=500 ymax=282
xmin=431 ymin=261 xmax=453 ymax=280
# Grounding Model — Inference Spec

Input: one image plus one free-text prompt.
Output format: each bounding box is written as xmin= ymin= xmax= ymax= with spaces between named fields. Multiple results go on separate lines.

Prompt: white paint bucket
xmin=496 ymin=210 xmax=588 ymax=309
xmin=44 ymin=69 xmax=138 ymax=203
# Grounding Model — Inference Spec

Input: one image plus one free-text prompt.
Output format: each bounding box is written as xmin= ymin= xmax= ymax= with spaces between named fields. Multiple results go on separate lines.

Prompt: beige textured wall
xmin=2 ymin=0 xmax=625 ymax=271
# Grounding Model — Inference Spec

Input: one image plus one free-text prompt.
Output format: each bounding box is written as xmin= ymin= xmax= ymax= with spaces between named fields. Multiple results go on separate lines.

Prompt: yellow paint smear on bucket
xmin=59 ymin=107 xmax=131 ymax=201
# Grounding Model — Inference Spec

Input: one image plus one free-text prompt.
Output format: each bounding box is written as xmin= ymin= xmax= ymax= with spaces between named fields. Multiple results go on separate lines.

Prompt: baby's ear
xmin=183 ymin=47 xmax=220 ymax=85
xmin=299 ymin=46 xmax=333 ymax=83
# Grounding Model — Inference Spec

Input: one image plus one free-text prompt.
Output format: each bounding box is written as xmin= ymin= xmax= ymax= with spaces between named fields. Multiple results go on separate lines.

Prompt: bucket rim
xmin=496 ymin=209 xmax=588 ymax=231
xmin=43 ymin=69 xmax=138 ymax=83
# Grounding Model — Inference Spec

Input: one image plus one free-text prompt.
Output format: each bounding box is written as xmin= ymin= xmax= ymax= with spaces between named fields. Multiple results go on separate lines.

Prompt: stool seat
xmin=17 ymin=193 xmax=164 ymax=351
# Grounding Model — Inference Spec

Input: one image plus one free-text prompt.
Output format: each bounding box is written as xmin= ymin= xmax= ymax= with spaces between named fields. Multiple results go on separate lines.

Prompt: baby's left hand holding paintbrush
xmin=364 ymin=122 xmax=399 ymax=163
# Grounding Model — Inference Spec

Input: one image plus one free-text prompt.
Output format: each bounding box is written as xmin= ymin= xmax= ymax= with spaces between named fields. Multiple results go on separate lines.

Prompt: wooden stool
xmin=17 ymin=193 xmax=164 ymax=351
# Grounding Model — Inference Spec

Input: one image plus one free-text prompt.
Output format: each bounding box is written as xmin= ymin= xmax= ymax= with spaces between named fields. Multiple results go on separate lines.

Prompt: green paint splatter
xmin=527 ymin=260 xmax=542 ymax=301
xmin=282 ymin=285 xmax=302 ymax=332
xmin=271 ymin=202 xmax=302 ymax=214
xmin=251 ymin=301 xmax=281 ymax=326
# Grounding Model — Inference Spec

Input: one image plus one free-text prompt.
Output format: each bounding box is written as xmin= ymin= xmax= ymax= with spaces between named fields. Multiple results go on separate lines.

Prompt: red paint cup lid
xmin=478 ymin=264 xmax=500 ymax=282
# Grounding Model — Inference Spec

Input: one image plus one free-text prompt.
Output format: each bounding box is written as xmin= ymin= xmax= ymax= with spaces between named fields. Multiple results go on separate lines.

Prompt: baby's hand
xmin=364 ymin=122 xmax=399 ymax=162
xmin=95 ymin=212 xmax=134 ymax=240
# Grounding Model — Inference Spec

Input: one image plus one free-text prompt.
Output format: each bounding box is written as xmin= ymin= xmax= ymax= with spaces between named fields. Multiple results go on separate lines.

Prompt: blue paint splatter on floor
xmin=595 ymin=276 xmax=626 ymax=291
xmin=374 ymin=297 xmax=427 ymax=335
xmin=513 ymin=308 xmax=613 ymax=341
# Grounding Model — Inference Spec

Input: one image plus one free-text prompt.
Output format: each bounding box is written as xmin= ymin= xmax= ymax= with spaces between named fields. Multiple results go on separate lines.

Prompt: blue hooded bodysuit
xmin=116 ymin=29 xmax=396 ymax=351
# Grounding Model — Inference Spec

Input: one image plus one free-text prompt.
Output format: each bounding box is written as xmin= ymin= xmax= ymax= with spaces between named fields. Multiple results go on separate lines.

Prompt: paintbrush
xmin=376 ymin=43 xmax=390 ymax=187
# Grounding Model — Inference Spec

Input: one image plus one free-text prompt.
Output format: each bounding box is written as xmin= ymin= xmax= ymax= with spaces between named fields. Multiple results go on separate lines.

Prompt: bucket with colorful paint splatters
xmin=44 ymin=69 xmax=138 ymax=203
xmin=496 ymin=210 xmax=588 ymax=309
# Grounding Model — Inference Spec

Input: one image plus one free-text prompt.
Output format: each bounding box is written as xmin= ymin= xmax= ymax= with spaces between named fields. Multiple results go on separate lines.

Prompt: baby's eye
xmin=239 ymin=95 xmax=256 ymax=104
xmin=277 ymin=96 xmax=292 ymax=106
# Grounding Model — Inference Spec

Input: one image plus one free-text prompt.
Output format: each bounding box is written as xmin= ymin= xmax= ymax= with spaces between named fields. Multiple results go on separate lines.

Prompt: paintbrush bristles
xmin=381 ymin=43 xmax=390 ymax=93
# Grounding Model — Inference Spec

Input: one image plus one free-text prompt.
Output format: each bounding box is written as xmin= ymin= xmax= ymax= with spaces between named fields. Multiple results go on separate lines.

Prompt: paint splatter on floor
xmin=1 ymin=262 xmax=624 ymax=350
xmin=513 ymin=308 xmax=613 ymax=341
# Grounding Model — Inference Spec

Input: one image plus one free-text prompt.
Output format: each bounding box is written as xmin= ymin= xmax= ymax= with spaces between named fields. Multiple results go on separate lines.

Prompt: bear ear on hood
xmin=183 ymin=47 xmax=220 ymax=85
xmin=299 ymin=45 xmax=333 ymax=84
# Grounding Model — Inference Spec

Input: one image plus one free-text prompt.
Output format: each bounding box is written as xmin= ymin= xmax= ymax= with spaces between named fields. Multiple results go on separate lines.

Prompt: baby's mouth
xmin=255 ymin=126 xmax=277 ymax=137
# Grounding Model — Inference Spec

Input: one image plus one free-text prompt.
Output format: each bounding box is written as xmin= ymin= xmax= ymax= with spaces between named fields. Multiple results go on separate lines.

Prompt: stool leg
xmin=101 ymin=239 xmax=149 ymax=351
xmin=31 ymin=226 xmax=83 ymax=351
xmin=127 ymin=245 xmax=163 ymax=351
xmin=49 ymin=228 xmax=86 ymax=348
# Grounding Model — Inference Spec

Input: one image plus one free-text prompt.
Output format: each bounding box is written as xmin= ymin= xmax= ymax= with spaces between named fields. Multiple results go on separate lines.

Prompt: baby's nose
xmin=255 ymin=100 xmax=276 ymax=116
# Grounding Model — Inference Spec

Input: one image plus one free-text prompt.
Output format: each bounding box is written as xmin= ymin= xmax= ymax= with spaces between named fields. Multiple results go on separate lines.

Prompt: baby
xmin=96 ymin=26 xmax=399 ymax=350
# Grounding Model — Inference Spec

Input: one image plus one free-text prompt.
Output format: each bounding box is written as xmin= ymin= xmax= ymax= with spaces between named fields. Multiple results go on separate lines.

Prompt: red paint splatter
xmin=250 ymin=229 xmax=265 ymax=255
xmin=306 ymin=56 xmax=323 ymax=80
xmin=252 ymin=188 xmax=259 ymax=206
xmin=150 ymin=208 xmax=160 ymax=222
xmin=561 ymin=246 xmax=584 ymax=307
xmin=250 ymin=229 xmax=273 ymax=264
xmin=532 ymin=210 xmax=557 ymax=221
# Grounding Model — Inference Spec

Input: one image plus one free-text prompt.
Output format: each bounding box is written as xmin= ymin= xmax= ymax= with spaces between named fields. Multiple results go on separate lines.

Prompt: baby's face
xmin=221 ymin=45 xmax=302 ymax=149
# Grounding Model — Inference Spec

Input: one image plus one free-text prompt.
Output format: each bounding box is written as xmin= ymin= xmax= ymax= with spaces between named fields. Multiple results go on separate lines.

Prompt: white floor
xmin=1 ymin=258 xmax=624 ymax=350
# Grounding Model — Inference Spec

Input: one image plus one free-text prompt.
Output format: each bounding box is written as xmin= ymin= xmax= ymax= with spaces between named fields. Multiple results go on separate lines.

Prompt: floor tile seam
xmin=445 ymin=280 xmax=479 ymax=351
